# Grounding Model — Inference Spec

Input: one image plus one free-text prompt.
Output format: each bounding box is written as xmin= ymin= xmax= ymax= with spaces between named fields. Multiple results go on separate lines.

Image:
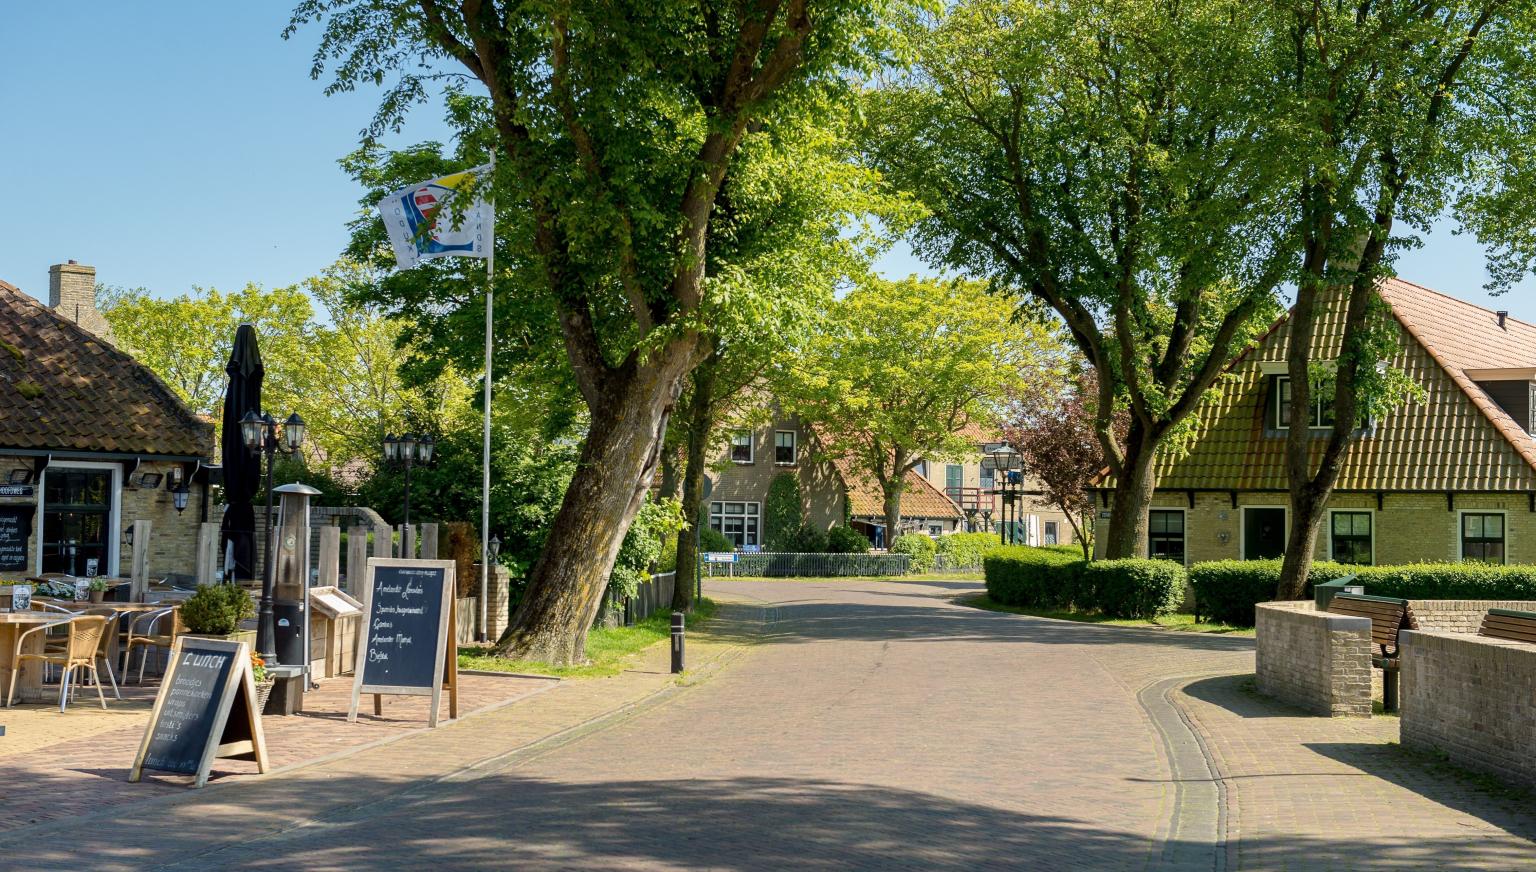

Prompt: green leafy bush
xmin=824 ymin=525 xmax=871 ymax=554
xmin=698 ymin=524 xmax=734 ymax=554
xmin=890 ymin=534 xmax=936 ymax=571
xmin=730 ymin=552 xmax=907 ymax=576
xmin=983 ymin=546 xmax=1086 ymax=609
xmin=788 ymin=523 xmax=829 ymax=553
xmin=1188 ymin=559 xmax=1354 ymax=625
xmin=180 ymin=583 xmax=256 ymax=635
xmin=1084 ymin=559 xmax=1186 ymax=619
xmin=764 ymin=473 xmax=805 ymax=551
xmin=609 ymin=498 xmax=688 ymax=602
xmin=935 ymin=532 xmax=1002 ymax=570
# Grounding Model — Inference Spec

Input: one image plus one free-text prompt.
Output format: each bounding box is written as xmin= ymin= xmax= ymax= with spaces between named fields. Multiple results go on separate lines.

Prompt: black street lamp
xmin=241 ymin=409 xmax=306 ymax=662
xmin=985 ymin=443 xmax=1022 ymax=545
xmin=382 ymin=433 xmax=435 ymax=526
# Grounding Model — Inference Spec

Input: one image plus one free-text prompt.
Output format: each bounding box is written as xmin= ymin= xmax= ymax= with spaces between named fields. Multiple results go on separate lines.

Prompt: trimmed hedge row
xmin=983 ymin=547 xmax=1183 ymax=619
xmin=890 ymin=534 xmax=937 ymax=572
xmin=727 ymin=552 xmax=911 ymax=577
xmin=935 ymin=532 xmax=1003 ymax=570
xmin=1190 ymin=560 xmax=1536 ymax=626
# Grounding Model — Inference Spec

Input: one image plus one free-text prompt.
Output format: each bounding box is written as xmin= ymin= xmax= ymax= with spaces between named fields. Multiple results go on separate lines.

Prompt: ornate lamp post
xmin=985 ymin=443 xmax=1022 ymax=545
xmin=382 ymin=433 xmax=435 ymax=527
xmin=241 ymin=409 xmax=306 ymax=662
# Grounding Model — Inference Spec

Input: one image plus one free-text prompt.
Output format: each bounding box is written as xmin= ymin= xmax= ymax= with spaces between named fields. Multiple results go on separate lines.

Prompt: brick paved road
xmin=9 ymin=579 xmax=1536 ymax=870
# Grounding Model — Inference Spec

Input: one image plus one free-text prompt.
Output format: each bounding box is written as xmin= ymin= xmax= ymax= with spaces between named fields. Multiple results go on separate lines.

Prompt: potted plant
xmin=179 ymin=583 xmax=256 ymax=639
xmin=250 ymin=651 xmax=274 ymax=714
xmin=86 ymin=577 xmax=109 ymax=603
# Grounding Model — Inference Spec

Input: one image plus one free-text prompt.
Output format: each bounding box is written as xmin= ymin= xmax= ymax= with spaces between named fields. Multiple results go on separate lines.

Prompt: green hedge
xmin=934 ymin=532 xmax=1002 ymax=571
xmin=1083 ymin=559 xmax=1186 ymax=619
xmin=1189 ymin=560 xmax=1536 ymax=626
xmin=727 ymin=552 xmax=909 ymax=577
xmin=983 ymin=546 xmax=1087 ymax=609
xmin=891 ymin=534 xmax=937 ymax=572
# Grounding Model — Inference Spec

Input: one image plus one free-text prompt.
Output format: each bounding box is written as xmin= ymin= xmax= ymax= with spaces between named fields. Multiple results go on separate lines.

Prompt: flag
xmin=377 ymin=164 xmax=493 ymax=270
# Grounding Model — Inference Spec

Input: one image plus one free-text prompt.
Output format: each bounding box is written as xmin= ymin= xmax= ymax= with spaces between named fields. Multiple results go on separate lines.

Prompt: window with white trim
xmin=774 ymin=431 xmax=797 ymax=465
xmin=1462 ymin=513 xmax=1506 ymax=564
xmin=1272 ymin=376 xmax=1335 ymax=430
xmin=1043 ymin=521 xmax=1060 ymax=545
xmin=1148 ymin=510 xmax=1185 ymax=562
xmin=730 ymin=431 xmax=753 ymax=464
xmin=1330 ymin=511 xmax=1372 ymax=565
xmin=709 ymin=501 xmax=760 ymax=548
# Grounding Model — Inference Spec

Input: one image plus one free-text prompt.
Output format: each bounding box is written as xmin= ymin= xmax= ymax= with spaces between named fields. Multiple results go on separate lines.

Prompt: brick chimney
xmin=48 ymin=261 xmax=111 ymax=339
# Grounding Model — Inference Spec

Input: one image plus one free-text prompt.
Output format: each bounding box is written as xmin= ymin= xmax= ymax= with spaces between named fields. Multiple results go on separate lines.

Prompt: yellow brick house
xmin=1095 ymin=278 xmax=1536 ymax=566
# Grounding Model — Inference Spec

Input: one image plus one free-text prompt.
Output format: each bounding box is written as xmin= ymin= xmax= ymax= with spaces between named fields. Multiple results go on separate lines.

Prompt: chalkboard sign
xmin=130 ymin=637 xmax=268 ymax=788
xmin=349 ymin=558 xmax=458 ymax=727
xmin=0 ymin=506 xmax=34 ymax=572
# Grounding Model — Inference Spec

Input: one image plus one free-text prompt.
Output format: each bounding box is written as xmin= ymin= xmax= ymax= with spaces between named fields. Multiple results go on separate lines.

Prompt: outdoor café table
xmin=32 ymin=599 xmax=170 ymax=673
xmin=0 ymin=612 xmax=66 ymax=705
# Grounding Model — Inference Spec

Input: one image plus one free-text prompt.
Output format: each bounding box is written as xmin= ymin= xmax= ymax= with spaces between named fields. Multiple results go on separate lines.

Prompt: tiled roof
xmin=1149 ymin=278 xmax=1536 ymax=492
xmin=834 ymin=456 xmax=963 ymax=519
xmin=0 ymin=280 xmax=213 ymax=458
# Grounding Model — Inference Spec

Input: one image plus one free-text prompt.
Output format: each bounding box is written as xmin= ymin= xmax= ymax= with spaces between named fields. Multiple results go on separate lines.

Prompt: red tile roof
xmin=834 ymin=456 xmax=963 ymax=519
xmin=0 ymin=280 xmax=213 ymax=458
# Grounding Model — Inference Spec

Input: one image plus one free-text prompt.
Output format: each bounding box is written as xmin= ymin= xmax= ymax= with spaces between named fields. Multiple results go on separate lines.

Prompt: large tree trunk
xmin=1101 ymin=430 xmax=1158 ymax=560
xmin=882 ymin=481 xmax=903 ymax=546
xmin=495 ymin=352 xmax=691 ymax=663
xmin=673 ymin=353 xmax=720 ymax=612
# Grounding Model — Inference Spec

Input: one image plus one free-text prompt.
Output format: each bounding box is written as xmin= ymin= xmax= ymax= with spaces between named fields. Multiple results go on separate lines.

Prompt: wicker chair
xmin=6 ymin=615 xmax=110 ymax=712
xmin=124 ymin=606 xmax=184 ymax=684
xmin=77 ymin=607 xmax=123 ymax=700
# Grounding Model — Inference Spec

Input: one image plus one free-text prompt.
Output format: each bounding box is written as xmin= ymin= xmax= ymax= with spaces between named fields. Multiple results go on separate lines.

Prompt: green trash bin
xmin=1313 ymin=575 xmax=1360 ymax=611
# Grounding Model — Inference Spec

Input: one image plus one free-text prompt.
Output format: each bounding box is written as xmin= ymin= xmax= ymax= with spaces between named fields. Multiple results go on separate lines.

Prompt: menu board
xmin=0 ymin=506 xmax=33 ymax=572
xmin=349 ymin=558 xmax=457 ymax=727
xmin=130 ymin=637 xmax=268 ymax=788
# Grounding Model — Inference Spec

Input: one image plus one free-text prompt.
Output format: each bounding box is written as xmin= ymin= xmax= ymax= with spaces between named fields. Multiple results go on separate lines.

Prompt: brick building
xmin=0 ymin=264 xmax=215 ymax=581
xmin=1096 ymin=278 xmax=1536 ymax=566
xmin=913 ymin=423 xmax=1077 ymax=547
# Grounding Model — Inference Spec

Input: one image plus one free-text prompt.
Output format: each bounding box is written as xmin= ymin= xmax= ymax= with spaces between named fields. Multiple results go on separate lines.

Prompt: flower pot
xmin=253 ymin=679 xmax=275 ymax=715
xmin=88 ymin=590 xmax=105 ymax=604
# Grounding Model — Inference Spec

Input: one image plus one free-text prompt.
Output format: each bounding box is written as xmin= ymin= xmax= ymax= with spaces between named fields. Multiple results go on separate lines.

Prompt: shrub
xmin=764 ymin=473 xmax=805 ymax=551
xmin=1084 ymin=559 xmax=1185 ymax=619
xmin=1188 ymin=560 xmax=1353 ymax=625
xmin=609 ymin=497 xmax=687 ymax=602
xmin=180 ymin=583 xmax=255 ymax=635
xmin=983 ymin=545 xmax=1086 ymax=609
xmin=934 ymin=532 xmax=1002 ymax=570
xmin=825 ymin=525 xmax=871 ymax=554
xmin=728 ymin=552 xmax=908 ymax=577
xmin=788 ymin=523 xmax=829 ymax=553
xmin=1352 ymin=563 xmax=1536 ymax=600
xmin=891 ymin=534 xmax=937 ymax=572
xmin=698 ymin=525 xmax=734 ymax=554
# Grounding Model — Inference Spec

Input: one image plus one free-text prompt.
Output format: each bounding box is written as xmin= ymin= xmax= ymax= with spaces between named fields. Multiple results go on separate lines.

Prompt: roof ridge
xmin=1381 ymin=276 xmax=1536 ymax=333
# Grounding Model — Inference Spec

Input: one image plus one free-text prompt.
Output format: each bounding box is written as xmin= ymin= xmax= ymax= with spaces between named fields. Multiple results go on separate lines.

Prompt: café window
xmin=709 ymin=501 xmax=760 ymax=548
xmin=1272 ymin=376 xmax=1335 ymax=430
xmin=774 ymin=431 xmax=797 ymax=465
xmin=1148 ymin=510 xmax=1185 ymax=563
xmin=730 ymin=431 xmax=753 ymax=464
xmin=41 ymin=464 xmax=119 ymax=576
xmin=1462 ymin=512 xmax=1506 ymax=564
xmin=1330 ymin=511 xmax=1373 ymax=565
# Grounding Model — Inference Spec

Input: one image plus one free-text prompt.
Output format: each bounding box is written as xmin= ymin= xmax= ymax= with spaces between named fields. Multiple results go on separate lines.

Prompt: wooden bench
xmin=1478 ymin=608 xmax=1536 ymax=644
xmin=1328 ymin=593 xmax=1418 ymax=712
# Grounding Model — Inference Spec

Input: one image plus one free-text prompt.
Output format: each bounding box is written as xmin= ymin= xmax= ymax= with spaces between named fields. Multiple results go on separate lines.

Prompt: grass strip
xmin=960 ymin=593 xmax=1254 ymax=636
xmin=458 ymin=597 xmax=719 ymax=679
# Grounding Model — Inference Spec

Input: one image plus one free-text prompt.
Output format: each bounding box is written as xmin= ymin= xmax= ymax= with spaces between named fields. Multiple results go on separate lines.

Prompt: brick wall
xmin=1400 ymin=629 xmax=1536 ymax=791
xmin=1408 ymin=600 xmax=1536 ymax=634
xmin=1255 ymin=601 xmax=1374 ymax=717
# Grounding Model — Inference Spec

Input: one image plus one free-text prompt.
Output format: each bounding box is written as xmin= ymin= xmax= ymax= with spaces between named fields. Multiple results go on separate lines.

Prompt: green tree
xmin=291 ymin=0 xmax=906 ymax=663
xmin=1271 ymin=1 xmax=1536 ymax=598
xmin=763 ymin=473 xmax=805 ymax=551
xmin=864 ymin=0 xmax=1293 ymax=558
xmin=780 ymin=276 xmax=1067 ymax=538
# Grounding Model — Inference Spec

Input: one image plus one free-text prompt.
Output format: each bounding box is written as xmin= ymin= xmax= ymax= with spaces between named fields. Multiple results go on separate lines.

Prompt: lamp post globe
xmin=240 ymin=410 xmax=264 ymax=451
xmin=418 ymin=434 xmax=435 ymax=463
xmin=283 ymin=412 xmax=306 ymax=454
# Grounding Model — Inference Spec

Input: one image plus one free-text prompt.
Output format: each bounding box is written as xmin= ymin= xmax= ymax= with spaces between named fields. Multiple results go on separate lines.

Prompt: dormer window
xmin=1271 ymin=376 xmax=1335 ymax=430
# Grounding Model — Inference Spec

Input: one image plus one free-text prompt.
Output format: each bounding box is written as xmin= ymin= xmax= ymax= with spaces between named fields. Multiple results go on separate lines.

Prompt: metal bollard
xmin=670 ymin=611 xmax=685 ymax=674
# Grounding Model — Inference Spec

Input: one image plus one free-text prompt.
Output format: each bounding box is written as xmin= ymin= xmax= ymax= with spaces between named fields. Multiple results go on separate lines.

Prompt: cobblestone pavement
xmin=4 ymin=579 xmax=1535 ymax=870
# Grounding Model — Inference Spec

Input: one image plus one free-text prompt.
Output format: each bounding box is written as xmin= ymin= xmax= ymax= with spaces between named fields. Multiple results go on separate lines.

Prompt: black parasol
xmin=219 ymin=324 xmax=264 ymax=581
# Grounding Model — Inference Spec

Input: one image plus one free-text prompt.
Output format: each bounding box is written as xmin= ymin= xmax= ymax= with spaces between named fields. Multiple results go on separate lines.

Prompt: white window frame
xmin=709 ymin=500 xmax=761 ymax=548
xmin=36 ymin=460 xmax=122 ymax=577
xmin=773 ymin=430 xmax=797 ymax=465
xmin=729 ymin=431 xmax=754 ymax=465
xmin=1043 ymin=520 xmax=1060 ymax=546
xmin=1148 ymin=507 xmax=1188 ymax=566
xmin=1326 ymin=508 xmax=1376 ymax=566
xmin=1458 ymin=509 xmax=1508 ymax=565
xmin=1240 ymin=505 xmax=1289 ymax=561
xmin=1273 ymin=376 xmax=1334 ymax=431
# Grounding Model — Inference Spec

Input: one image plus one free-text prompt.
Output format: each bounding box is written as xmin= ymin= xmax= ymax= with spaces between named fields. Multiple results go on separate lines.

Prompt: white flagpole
xmin=480 ymin=158 xmax=494 ymax=643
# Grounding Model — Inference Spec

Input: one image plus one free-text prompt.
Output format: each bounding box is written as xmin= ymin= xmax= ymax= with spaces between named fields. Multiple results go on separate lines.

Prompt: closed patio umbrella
xmin=219 ymin=324 xmax=263 ymax=581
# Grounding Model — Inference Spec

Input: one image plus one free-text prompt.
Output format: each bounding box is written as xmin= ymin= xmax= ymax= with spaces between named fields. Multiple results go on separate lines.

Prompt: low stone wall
xmin=1256 ymin=601 xmax=1373 ymax=717
xmin=1407 ymin=600 xmax=1536 ymax=633
xmin=1400 ymin=629 xmax=1536 ymax=791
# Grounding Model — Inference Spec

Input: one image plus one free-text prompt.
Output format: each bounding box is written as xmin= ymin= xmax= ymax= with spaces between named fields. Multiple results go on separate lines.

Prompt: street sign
xmin=704 ymin=552 xmax=737 ymax=564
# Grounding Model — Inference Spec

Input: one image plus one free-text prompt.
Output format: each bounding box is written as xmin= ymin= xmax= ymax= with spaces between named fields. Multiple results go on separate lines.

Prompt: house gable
xmin=1154 ymin=281 xmax=1536 ymax=493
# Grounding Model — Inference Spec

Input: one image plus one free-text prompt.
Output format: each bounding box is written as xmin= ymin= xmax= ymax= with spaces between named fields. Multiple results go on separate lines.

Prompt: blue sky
xmin=3 ymin=4 xmax=1533 ymax=325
